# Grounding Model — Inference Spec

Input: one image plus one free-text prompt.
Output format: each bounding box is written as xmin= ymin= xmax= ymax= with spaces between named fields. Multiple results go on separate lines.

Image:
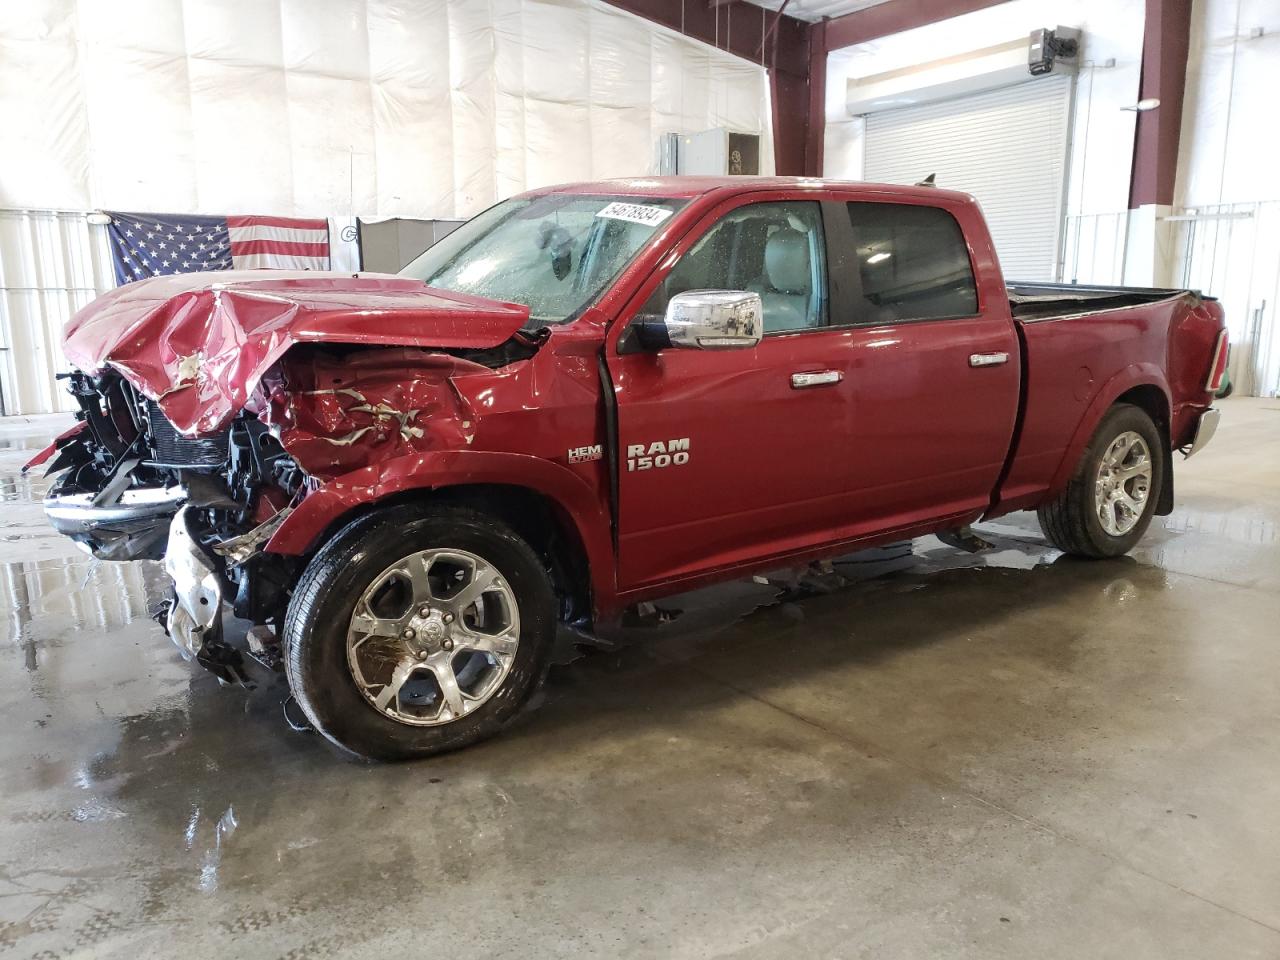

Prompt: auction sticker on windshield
xmin=596 ymin=202 xmax=674 ymax=227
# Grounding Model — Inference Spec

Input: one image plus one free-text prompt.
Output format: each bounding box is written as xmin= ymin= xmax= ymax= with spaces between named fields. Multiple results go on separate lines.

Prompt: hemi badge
xmin=568 ymin=444 xmax=603 ymax=464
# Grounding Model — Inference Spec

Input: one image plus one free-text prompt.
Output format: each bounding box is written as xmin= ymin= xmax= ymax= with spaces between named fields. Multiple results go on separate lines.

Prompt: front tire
xmin=284 ymin=503 xmax=557 ymax=761
xmin=1038 ymin=403 xmax=1165 ymax=558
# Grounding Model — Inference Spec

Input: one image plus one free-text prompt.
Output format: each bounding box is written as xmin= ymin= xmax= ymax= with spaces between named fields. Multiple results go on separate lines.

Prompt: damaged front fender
xmin=260 ymin=447 xmax=617 ymax=614
xmin=22 ymin=421 xmax=88 ymax=473
xmin=261 ymin=349 xmax=490 ymax=480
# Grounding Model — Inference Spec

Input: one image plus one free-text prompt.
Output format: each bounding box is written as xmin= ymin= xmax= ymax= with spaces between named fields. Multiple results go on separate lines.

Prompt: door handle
xmin=969 ymin=352 xmax=1010 ymax=368
xmin=791 ymin=370 xmax=843 ymax=389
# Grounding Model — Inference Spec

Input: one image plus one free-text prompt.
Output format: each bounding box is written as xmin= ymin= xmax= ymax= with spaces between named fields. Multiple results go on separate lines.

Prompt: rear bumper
xmin=1184 ymin=407 xmax=1220 ymax=459
xmin=44 ymin=486 xmax=186 ymax=561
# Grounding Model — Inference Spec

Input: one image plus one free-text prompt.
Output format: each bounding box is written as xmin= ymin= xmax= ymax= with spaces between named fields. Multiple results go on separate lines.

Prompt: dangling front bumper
xmin=43 ymin=486 xmax=185 ymax=561
xmin=160 ymin=505 xmax=249 ymax=685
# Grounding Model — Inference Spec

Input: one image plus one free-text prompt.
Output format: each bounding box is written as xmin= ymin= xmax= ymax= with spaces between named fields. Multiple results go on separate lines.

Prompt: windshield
xmin=399 ymin=194 xmax=687 ymax=329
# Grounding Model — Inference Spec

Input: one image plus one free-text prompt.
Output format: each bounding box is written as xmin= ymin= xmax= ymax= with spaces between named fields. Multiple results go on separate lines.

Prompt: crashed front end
xmin=34 ymin=365 xmax=305 ymax=681
xmin=29 ymin=271 xmax=537 ymax=685
xmin=34 ymin=346 xmax=525 ymax=683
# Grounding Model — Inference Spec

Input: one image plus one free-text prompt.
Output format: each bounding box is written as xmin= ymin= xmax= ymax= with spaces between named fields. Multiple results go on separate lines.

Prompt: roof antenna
xmin=916 ymin=173 xmax=937 ymax=187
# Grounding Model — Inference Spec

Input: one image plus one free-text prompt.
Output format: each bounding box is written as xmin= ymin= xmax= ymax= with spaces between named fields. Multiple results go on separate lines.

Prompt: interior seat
xmin=748 ymin=227 xmax=812 ymax=331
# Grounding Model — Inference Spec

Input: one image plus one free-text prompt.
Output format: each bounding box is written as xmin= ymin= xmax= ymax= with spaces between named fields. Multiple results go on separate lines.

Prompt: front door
xmin=607 ymin=198 xmax=858 ymax=590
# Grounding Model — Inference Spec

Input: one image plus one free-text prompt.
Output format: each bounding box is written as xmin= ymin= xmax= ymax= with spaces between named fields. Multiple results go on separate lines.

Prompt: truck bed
xmin=1007 ymin=282 xmax=1207 ymax=322
xmin=992 ymin=281 xmax=1223 ymax=519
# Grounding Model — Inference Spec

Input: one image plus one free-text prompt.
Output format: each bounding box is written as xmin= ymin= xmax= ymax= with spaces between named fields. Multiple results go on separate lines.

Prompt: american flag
xmin=105 ymin=212 xmax=333 ymax=285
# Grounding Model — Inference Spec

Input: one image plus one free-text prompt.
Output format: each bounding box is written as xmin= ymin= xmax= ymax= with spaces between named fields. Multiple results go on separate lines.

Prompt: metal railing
xmin=1061 ymin=211 xmax=1130 ymax=286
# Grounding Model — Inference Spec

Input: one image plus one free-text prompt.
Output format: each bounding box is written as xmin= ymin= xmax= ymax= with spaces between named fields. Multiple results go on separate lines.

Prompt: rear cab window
xmin=845 ymin=202 xmax=978 ymax=324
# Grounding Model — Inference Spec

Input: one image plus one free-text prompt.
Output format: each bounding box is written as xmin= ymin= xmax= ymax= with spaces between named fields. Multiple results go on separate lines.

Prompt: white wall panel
xmin=1171 ymin=0 xmax=1280 ymax=397
xmin=0 ymin=0 xmax=773 ymax=221
xmin=1061 ymin=211 xmax=1132 ymax=286
xmin=1176 ymin=0 xmax=1280 ymax=207
xmin=0 ymin=0 xmax=774 ymax=415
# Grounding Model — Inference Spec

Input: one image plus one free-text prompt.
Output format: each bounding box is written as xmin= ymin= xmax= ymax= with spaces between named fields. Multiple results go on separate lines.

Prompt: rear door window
xmin=845 ymin=202 xmax=978 ymax=323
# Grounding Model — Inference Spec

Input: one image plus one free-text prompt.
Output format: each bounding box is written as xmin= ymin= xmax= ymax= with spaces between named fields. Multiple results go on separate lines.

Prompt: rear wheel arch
xmin=1115 ymin=383 xmax=1170 ymax=442
xmin=1049 ymin=369 xmax=1172 ymax=496
xmin=1038 ymin=402 xmax=1164 ymax=558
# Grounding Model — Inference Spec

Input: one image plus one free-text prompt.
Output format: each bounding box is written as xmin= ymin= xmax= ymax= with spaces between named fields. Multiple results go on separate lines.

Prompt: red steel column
xmin=804 ymin=18 xmax=827 ymax=176
xmin=1128 ymin=0 xmax=1194 ymax=207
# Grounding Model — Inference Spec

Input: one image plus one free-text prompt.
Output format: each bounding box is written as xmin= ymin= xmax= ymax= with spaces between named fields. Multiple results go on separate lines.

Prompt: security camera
xmin=1029 ymin=28 xmax=1079 ymax=76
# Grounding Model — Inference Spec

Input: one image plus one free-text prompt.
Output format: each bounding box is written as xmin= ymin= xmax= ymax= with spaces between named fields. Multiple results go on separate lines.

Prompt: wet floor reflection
xmin=2 ymin=556 xmax=169 ymax=648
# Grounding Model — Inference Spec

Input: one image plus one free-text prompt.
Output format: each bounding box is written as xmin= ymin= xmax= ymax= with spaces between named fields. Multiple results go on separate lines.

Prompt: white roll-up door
xmin=863 ymin=76 xmax=1072 ymax=281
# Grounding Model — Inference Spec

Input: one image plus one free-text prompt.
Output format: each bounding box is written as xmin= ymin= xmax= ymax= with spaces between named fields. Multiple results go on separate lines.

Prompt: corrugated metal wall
xmin=0 ymin=210 xmax=115 ymax=416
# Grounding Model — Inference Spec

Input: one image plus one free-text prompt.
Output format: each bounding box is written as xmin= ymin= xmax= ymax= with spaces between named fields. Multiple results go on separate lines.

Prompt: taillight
xmin=1204 ymin=329 xmax=1229 ymax=393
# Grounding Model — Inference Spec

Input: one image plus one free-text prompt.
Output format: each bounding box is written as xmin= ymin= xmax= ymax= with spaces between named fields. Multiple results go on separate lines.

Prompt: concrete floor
xmin=1 ymin=399 xmax=1278 ymax=958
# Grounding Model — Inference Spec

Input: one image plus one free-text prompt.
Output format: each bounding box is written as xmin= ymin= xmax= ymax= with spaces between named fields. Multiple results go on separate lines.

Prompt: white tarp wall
xmin=0 ymin=0 xmax=773 ymax=221
xmin=0 ymin=0 xmax=773 ymax=415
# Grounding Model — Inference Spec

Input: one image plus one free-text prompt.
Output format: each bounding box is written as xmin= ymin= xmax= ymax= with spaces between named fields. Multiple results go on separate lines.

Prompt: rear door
xmin=825 ymin=196 xmax=1021 ymax=529
xmin=606 ymin=197 xmax=860 ymax=590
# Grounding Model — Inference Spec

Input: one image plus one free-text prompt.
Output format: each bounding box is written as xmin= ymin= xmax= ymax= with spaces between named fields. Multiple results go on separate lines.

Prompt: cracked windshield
xmin=400 ymin=194 xmax=686 ymax=329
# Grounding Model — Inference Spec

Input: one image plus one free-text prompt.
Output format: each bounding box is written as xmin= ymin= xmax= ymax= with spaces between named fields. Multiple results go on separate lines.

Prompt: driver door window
xmin=639 ymin=201 xmax=828 ymax=333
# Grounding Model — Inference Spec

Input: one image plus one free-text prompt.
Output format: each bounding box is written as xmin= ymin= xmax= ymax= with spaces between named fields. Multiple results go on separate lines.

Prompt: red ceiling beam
xmin=1128 ymin=0 xmax=1193 ymax=207
xmin=601 ymin=0 xmax=810 ymax=77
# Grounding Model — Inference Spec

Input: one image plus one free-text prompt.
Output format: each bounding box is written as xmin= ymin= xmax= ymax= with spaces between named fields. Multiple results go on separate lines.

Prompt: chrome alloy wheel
xmin=1094 ymin=430 xmax=1153 ymax=537
xmin=346 ymin=548 xmax=520 ymax=726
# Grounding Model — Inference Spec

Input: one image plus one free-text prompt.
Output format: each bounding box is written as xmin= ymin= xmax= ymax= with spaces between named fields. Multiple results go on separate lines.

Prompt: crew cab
xmin=27 ymin=177 xmax=1228 ymax=760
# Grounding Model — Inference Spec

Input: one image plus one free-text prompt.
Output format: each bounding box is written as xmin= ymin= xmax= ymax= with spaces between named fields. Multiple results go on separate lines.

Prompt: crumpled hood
xmin=63 ymin=270 xmax=531 ymax=435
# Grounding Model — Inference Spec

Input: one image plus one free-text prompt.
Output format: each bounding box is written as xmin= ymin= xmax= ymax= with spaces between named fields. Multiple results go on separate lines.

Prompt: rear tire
xmin=284 ymin=503 xmax=557 ymax=761
xmin=1037 ymin=403 xmax=1164 ymax=558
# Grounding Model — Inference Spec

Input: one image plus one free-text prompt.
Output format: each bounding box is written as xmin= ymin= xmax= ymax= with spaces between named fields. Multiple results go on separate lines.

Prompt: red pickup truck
xmin=29 ymin=177 xmax=1227 ymax=760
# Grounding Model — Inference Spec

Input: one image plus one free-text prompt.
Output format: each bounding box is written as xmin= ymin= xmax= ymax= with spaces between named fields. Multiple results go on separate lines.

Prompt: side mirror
xmin=635 ymin=290 xmax=763 ymax=351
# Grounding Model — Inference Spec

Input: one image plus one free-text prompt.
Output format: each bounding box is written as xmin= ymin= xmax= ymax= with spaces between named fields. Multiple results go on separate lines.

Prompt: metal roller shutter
xmin=863 ymin=76 xmax=1073 ymax=281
